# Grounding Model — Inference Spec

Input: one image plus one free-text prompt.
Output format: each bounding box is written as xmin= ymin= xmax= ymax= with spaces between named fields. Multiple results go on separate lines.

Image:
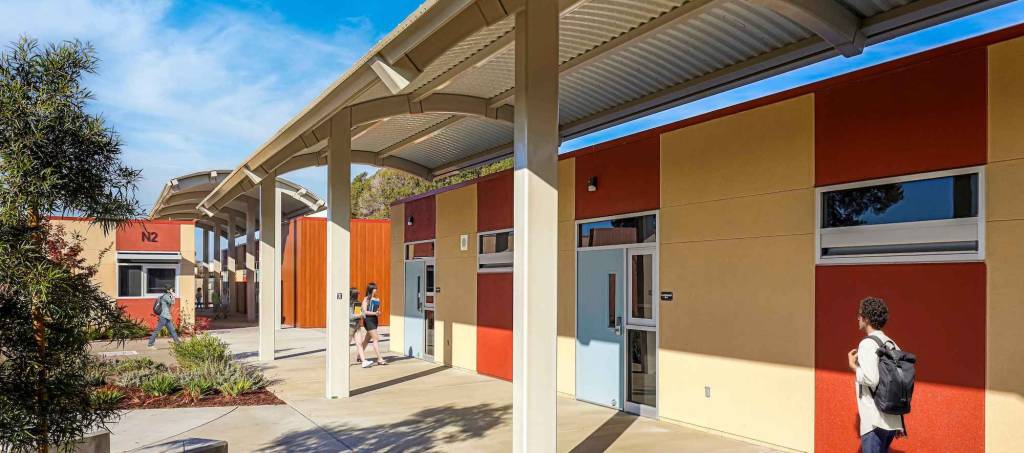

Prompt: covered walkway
xmin=100 ymin=326 xmax=779 ymax=452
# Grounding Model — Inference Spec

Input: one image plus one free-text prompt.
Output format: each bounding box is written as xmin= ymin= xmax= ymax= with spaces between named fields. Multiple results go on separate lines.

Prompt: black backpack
xmin=152 ymin=294 xmax=167 ymax=316
xmin=863 ymin=336 xmax=916 ymax=418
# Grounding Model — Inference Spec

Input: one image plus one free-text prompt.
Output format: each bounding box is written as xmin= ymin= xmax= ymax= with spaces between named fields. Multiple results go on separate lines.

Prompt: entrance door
xmin=423 ymin=261 xmax=436 ymax=360
xmin=624 ymin=247 xmax=657 ymax=416
xmin=403 ymin=260 xmax=425 ymax=358
xmin=576 ymin=248 xmax=625 ymax=409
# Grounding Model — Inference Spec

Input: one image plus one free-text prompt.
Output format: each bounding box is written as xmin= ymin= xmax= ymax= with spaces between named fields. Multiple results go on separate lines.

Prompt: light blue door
xmin=404 ymin=261 xmax=425 ymax=358
xmin=576 ymin=249 xmax=625 ymax=409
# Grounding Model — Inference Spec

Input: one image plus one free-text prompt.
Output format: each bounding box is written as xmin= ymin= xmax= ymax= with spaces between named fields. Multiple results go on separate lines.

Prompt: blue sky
xmin=2 ymin=0 xmax=1023 ymax=213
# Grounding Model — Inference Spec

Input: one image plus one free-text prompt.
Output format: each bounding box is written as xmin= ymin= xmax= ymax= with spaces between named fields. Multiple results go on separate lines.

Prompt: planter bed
xmin=103 ymin=385 xmax=284 ymax=410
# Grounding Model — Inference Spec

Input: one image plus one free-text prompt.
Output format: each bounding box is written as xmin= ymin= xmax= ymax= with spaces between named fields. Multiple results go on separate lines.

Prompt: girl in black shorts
xmin=360 ymin=282 xmax=386 ymax=367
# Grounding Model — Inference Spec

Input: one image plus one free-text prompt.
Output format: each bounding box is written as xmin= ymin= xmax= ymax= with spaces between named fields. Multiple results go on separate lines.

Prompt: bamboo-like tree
xmin=0 ymin=37 xmax=142 ymax=452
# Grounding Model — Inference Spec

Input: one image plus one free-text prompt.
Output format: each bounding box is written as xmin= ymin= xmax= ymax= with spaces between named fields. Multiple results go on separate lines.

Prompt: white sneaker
xmin=147 ymin=345 xmax=156 ymax=350
xmin=361 ymin=360 xmax=373 ymax=368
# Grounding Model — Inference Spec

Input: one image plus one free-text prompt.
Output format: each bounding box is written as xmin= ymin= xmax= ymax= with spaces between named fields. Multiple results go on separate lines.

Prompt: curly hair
xmin=858 ymin=297 xmax=889 ymax=329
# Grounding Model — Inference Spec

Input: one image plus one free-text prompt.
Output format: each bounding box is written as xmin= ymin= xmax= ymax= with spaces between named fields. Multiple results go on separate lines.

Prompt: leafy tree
xmin=0 ymin=37 xmax=141 ymax=452
xmin=352 ymin=158 xmax=512 ymax=219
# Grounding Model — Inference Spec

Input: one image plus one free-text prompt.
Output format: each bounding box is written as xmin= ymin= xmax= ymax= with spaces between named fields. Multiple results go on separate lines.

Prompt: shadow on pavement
xmin=569 ymin=411 xmax=638 ymax=453
xmin=351 ymin=366 xmax=447 ymax=396
xmin=262 ymin=403 xmax=512 ymax=452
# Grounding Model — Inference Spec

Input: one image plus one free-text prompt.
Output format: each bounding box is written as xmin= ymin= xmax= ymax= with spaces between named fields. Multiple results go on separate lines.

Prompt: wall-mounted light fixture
xmin=587 ymin=176 xmax=598 ymax=192
xmin=407 ymin=216 xmax=414 ymax=226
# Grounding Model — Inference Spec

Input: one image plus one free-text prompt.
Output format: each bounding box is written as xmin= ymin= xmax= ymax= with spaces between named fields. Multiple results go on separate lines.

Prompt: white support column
xmin=274 ymin=187 xmax=283 ymax=330
xmin=512 ymin=1 xmax=559 ymax=451
xmin=227 ymin=216 xmax=238 ymax=313
xmin=325 ymin=109 xmax=352 ymax=399
xmin=213 ymin=220 xmax=223 ymax=307
xmin=202 ymin=226 xmax=210 ymax=308
xmin=246 ymin=199 xmax=257 ymax=321
xmin=259 ymin=173 xmax=280 ymax=361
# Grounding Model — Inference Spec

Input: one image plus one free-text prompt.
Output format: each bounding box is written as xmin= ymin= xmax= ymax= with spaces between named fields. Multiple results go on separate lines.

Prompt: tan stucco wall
xmin=389 ymin=204 xmax=405 ymax=354
xmin=985 ymin=36 xmax=1024 ymax=453
xmin=556 ymin=158 xmax=576 ymax=396
xmin=52 ymin=218 xmax=117 ymax=298
xmin=435 ymin=186 xmax=478 ymax=371
xmin=178 ymin=223 xmax=197 ymax=329
xmin=658 ymin=95 xmax=815 ymax=452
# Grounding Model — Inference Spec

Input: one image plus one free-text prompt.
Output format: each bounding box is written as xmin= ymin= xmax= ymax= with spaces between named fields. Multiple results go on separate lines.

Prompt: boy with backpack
xmin=848 ymin=296 xmax=915 ymax=453
xmin=148 ymin=286 xmax=181 ymax=349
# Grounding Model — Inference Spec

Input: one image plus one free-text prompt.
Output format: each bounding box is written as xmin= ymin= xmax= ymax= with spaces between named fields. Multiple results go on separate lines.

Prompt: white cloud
xmin=0 ymin=0 xmax=381 ymax=210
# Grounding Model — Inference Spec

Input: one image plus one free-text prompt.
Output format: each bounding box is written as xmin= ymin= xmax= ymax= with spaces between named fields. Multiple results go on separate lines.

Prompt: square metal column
xmin=325 ymin=109 xmax=352 ymax=399
xmin=512 ymin=0 xmax=560 ymax=451
xmin=246 ymin=199 xmax=257 ymax=321
xmin=259 ymin=173 xmax=280 ymax=361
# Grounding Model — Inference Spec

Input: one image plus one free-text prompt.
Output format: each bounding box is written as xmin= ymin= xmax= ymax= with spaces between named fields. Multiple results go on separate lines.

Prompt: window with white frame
xmin=816 ymin=167 xmax=984 ymax=264
xmin=478 ymin=230 xmax=513 ymax=272
xmin=117 ymin=262 xmax=179 ymax=297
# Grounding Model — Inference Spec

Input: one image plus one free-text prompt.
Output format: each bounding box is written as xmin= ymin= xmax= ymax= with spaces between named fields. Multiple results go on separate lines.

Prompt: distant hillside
xmin=351 ymin=159 xmax=512 ymax=219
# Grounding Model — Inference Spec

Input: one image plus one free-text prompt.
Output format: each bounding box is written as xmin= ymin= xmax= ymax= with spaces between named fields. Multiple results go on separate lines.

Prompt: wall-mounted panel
xmin=575 ymin=136 xmax=659 ymax=220
xmin=477 ymin=272 xmax=512 ymax=381
xmin=477 ymin=171 xmax=513 ymax=232
xmin=404 ymin=196 xmax=436 ymax=242
xmin=816 ymin=48 xmax=987 ymax=186
xmin=815 ymin=263 xmax=986 ymax=453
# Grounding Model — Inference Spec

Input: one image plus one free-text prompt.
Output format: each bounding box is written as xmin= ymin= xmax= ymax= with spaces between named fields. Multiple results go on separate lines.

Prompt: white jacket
xmin=855 ymin=330 xmax=905 ymax=436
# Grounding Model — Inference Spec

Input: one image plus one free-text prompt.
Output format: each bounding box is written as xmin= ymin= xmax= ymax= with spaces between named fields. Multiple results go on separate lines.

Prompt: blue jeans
xmin=148 ymin=317 xmax=180 ymax=346
xmin=861 ymin=427 xmax=898 ymax=453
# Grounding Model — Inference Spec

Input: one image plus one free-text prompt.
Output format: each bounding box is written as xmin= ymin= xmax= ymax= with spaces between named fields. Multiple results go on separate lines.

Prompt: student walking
xmin=848 ymin=297 xmax=909 ymax=453
xmin=360 ymin=282 xmax=386 ymax=368
xmin=350 ymin=289 xmax=367 ymax=365
xmin=148 ymin=286 xmax=181 ymax=349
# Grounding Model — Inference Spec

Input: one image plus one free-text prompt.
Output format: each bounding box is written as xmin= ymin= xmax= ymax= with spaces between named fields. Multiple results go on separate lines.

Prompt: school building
xmin=386 ymin=26 xmax=1024 ymax=453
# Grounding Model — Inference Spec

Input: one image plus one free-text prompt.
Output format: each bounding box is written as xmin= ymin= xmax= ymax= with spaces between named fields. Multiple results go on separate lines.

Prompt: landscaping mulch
xmin=106 ymin=386 xmax=284 ymax=410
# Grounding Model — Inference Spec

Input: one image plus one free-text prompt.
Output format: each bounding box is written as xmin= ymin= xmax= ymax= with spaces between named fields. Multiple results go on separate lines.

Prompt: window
xmin=117 ymin=263 xmax=178 ymax=297
xmin=816 ymin=167 xmax=984 ymax=264
xmin=578 ymin=214 xmax=656 ymax=248
xmin=478 ymin=230 xmax=513 ymax=272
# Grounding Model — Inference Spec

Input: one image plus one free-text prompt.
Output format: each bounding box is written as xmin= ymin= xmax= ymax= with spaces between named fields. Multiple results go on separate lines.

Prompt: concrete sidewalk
xmin=99 ymin=326 xmax=782 ymax=452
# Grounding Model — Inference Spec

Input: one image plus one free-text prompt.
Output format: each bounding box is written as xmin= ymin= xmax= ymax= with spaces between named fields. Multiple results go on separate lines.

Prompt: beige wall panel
xmin=987 ymin=159 xmax=1024 ymax=221
xmin=558 ymin=221 xmax=575 ymax=252
xmin=389 ymin=204 xmax=405 ymax=353
xmin=989 ymin=36 xmax=1024 ymax=163
xmin=661 ymin=189 xmax=814 ymax=244
xmin=435 ymin=187 xmax=477 ymax=370
xmin=558 ymin=158 xmax=575 ymax=222
xmin=660 ymin=350 xmax=814 ymax=452
xmin=986 ymin=220 xmax=1024 ymax=451
xmin=660 ymin=95 xmax=814 ymax=206
xmin=658 ymin=236 xmax=814 ymax=451
xmin=557 ymin=249 xmax=575 ymax=396
xmin=53 ymin=219 xmax=117 ymax=298
xmin=436 ymin=256 xmax=477 ymax=370
xmin=178 ymin=223 xmax=197 ymax=328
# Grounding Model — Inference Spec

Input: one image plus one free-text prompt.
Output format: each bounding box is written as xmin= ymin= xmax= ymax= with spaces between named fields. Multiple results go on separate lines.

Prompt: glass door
xmin=624 ymin=246 xmax=657 ymax=417
xmin=423 ymin=259 xmax=436 ymax=360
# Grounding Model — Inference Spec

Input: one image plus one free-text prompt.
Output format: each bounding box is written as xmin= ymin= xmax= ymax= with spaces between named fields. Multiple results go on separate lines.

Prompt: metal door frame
xmin=623 ymin=245 xmax=658 ymax=417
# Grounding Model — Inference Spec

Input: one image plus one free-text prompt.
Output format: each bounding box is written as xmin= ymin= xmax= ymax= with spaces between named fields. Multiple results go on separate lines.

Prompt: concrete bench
xmin=135 ymin=438 xmax=228 ymax=453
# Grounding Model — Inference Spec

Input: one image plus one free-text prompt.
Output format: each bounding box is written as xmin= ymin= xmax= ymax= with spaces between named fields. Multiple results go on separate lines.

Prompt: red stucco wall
xmin=477 ymin=272 xmax=512 ymax=381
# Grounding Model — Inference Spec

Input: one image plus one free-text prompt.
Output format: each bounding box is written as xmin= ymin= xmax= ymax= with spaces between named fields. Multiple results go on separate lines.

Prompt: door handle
xmin=614 ymin=316 xmax=622 ymax=336
xmin=607 ymin=273 xmax=616 ymax=330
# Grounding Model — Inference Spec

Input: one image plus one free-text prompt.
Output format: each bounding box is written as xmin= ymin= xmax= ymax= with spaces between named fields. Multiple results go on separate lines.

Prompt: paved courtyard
xmin=93 ymin=321 xmax=782 ymax=452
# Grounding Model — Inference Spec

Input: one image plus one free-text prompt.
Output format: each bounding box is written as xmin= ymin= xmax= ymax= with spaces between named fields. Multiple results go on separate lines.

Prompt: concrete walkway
xmin=97 ymin=325 xmax=782 ymax=452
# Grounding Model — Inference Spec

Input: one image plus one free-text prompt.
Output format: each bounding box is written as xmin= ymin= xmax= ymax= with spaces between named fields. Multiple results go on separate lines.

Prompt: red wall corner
xmin=477 ymin=171 xmax=514 ymax=232
xmin=477 ymin=272 xmax=513 ymax=381
xmin=404 ymin=196 xmax=436 ymax=242
xmin=815 ymin=48 xmax=987 ymax=186
xmin=814 ymin=263 xmax=985 ymax=453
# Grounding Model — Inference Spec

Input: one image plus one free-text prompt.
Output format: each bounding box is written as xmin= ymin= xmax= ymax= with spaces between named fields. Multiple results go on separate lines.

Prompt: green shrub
xmin=171 ymin=334 xmax=230 ymax=369
xmin=87 ymin=319 xmax=150 ymax=341
xmin=216 ymin=363 xmax=268 ymax=397
xmin=85 ymin=359 xmax=111 ymax=387
xmin=110 ymin=357 xmax=164 ymax=374
xmin=178 ymin=366 xmax=218 ymax=400
xmin=140 ymin=373 xmax=178 ymax=397
xmin=90 ymin=389 xmax=125 ymax=409
xmin=115 ymin=369 xmax=157 ymax=388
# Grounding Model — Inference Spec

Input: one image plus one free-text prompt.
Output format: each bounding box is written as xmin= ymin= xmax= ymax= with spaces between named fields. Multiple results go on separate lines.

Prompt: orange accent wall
xmin=119 ymin=298 xmax=181 ymax=329
xmin=575 ymin=136 xmax=659 ymax=220
xmin=352 ymin=219 xmax=392 ymax=325
xmin=815 ymin=48 xmax=988 ymax=186
xmin=404 ymin=196 xmax=436 ymax=242
xmin=281 ymin=217 xmax=391 ymax=328
xmin=478 ymin=171 xmax=513 ymax=232
xmin=116 ymin=221 xmax=186 ymax=252
xmin=477 ymin=272 xmax=512 ymax=381
xmin=815 ymin=263 xmax=986 ymax=453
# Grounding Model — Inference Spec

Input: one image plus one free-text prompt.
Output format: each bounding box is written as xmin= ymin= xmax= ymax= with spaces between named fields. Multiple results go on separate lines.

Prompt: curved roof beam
xmin=745 ymin=0 xmax=865 ymax=57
